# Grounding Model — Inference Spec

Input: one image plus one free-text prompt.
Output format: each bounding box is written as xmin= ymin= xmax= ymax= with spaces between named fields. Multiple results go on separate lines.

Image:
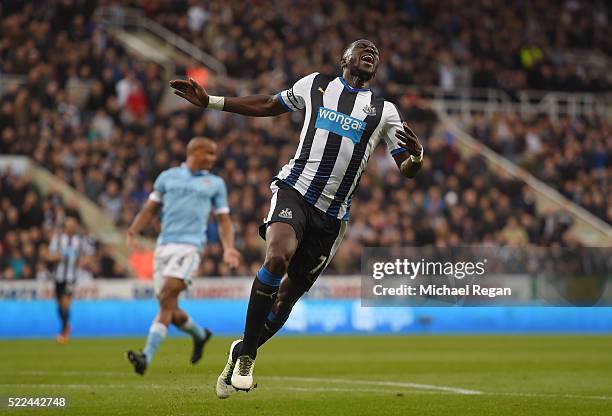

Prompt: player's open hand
xmin=223 ymin=247 xmax=241 ymax=269
xmin=396 ymin=122 xmax=423 ymax=157
xmin=169 ymin=77 xmax=209 ymax=107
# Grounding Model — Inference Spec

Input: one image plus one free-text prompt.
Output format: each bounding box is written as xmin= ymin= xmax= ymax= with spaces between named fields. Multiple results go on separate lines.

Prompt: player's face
xmin=64 ymin=218 xmax=78 ymax=235
xmin=345 ymin=40 xmax=379 ymax=80
xmin=193 ymin=144 xmax=217 ymax=170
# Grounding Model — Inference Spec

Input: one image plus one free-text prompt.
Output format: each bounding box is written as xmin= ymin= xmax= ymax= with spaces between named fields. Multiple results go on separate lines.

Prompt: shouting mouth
xmin=361 ymin=53 xmax=375 ymax=66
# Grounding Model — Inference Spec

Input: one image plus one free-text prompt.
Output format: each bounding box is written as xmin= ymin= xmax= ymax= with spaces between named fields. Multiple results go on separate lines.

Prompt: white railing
xmin=95 ymin=6 xmax=227 ymax=76
xmin=554 ymin=48 xmax=612 ymax=83
xmin=404 ymin=85 xmax=612 ymax=122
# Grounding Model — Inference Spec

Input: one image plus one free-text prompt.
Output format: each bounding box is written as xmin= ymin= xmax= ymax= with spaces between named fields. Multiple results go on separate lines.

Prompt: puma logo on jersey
xmin=278 ymin=208 xmax=293 ymax=219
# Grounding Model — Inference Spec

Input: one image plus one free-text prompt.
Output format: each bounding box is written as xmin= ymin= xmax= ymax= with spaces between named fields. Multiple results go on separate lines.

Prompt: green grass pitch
xmin=1 ymin=335 xmax=611 ymax=415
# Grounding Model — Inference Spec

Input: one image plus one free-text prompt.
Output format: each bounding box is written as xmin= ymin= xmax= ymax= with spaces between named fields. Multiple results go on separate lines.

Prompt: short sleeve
xmin=149 ymin=171 xmax=166 ymax=203
xmin=213 ymin=179 xmax=230 ymax=215
xmin=276 ymin=72 xmax=317 ymax=112
xmin=382 ymin=102 xmax=408 ymax=157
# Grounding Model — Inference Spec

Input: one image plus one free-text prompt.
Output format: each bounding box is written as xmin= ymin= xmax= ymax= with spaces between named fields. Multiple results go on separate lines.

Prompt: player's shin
xmin=176 ymin=314 xmax=205 ymax=340
xmin=259 ymin=309 xmax=291 ymax=346
xmin=142 ymin=322 xmax=168 ymax=364
xmin=174 ymin=310 xmax=212 ymax=364
xmin=239 ymin=266 xmax=281 ymax=359
xmin=58 ymin=306 xmax=69 ymax=332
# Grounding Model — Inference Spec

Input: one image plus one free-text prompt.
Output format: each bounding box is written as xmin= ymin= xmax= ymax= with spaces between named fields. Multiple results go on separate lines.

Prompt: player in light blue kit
xmin=126 ymin=137 xmax=240 ymax=375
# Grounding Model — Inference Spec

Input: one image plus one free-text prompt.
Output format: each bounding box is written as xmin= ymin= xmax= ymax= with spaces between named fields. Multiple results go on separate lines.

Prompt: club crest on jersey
xmin=363 ymin=104 xmax=376 ymax=116
xmin=315 ymin=107 xmax=367 ymax=144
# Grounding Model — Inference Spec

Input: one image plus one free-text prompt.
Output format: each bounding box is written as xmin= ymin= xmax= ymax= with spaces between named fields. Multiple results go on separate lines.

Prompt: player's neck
xmin=185 ymin=160 xmax=207 ymax=173
xmin=342 ymin=70 xmax=369 ymax=90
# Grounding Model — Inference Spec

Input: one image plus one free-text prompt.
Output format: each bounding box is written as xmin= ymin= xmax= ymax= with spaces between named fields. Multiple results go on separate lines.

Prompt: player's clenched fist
xmin=170 ymin=78 xmax=209 ymax=107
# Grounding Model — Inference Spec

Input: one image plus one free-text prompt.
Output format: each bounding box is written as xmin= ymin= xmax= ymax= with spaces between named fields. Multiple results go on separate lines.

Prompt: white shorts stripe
xmin=321 ymin=220 xmax=347 ymax=272
xmin=265 ymin=185 xmax=280 ymax=223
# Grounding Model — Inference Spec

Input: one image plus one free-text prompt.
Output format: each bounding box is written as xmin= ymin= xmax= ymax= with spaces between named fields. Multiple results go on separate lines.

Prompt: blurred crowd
xmin=0 ymin=1 xmax=603 ymax=278
xmin=0 ymin=171 xmax=125 ymax=279
xmin=141 ymin=0 xmax=612 ymax=93
xmin=470 ymin=113 xmax=611 ymax=224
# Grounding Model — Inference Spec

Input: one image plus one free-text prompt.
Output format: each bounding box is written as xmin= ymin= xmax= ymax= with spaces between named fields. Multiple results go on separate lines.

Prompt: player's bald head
xmin=187 ymin=137 xmax=216 ymax=155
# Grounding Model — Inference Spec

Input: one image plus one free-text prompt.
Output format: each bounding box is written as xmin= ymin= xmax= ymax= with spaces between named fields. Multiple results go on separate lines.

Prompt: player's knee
xmin=264 ymin=246 xmax=293 ymax=276
xmin=172 ymin=309 xmax=188 ymax=326
xmin=263 ymin=252 xmax=291 ymax=277
xmin=158 ymin=289 xmax=177 ymax=310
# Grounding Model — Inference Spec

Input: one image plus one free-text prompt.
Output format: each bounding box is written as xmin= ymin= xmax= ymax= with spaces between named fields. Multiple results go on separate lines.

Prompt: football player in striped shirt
xmin=47 ymin=216 xmax=95 ymax=344
xmin=170 ymin=39 xmax=423 ymax=396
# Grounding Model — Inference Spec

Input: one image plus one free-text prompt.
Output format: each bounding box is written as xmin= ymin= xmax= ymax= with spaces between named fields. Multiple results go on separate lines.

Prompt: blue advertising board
xmin=1 ymin=300 xmax=611 ymax=338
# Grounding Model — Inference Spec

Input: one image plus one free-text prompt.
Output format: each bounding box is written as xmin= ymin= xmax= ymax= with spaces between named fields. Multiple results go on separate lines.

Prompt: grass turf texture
xmin=0 ymin=336 xmax=611 ymax=415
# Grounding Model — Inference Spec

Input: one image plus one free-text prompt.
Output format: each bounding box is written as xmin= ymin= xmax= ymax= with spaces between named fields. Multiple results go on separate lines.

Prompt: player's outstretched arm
xmin=126 ymin=199 xmax=159 ymax=250
xmin=216 ymin=213 xmax=241 ymax=268
xmin=169 ymin=78 xmax=286 ymax=117
xmin=393 ymin=122 xmax=423 ymax=179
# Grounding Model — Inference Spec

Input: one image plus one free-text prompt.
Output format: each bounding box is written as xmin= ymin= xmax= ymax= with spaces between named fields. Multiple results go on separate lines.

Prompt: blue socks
xmin=256 ymin=266 xmax=283 ymax=287
xmin=143 ymin=322 xmax=167 ymax=364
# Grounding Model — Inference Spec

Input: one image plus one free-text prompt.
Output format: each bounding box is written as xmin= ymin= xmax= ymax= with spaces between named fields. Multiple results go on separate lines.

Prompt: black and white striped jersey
xmin=48 ymin=233 xmax=94 ymax=283
xmin=275 ymin=73 xmax=408 ymax=220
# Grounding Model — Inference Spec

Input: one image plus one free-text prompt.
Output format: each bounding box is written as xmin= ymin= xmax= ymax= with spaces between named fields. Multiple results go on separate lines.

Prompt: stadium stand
xmin=469 ymin=113 xmax=611 ymax=224
xmin=0 ymin=1 xmax=607 ymax=277
xmin=144 ymin=0 xmax=612 ymax=92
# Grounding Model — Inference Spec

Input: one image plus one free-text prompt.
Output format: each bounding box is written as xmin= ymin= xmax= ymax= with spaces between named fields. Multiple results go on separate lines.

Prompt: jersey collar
xmin=182 ymin=162 xmax=209 ymax=176
xmin=339 ymin=76 xmax=370 ymax=93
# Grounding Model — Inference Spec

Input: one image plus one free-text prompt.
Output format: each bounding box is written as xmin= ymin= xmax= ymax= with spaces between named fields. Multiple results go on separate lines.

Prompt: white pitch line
xmin=5 ymin=374 xmax=612 ymax=402
xmin=278 ymin=386 xmax=446 ymax=395
xmin=261 ymin=376 xmax=483 ymax=395
xmin=14 ymin=372 xmax=481 ymax=395
xmin=268 ymin=378 xmax=612 ymax=401
xmin=491 ymin=391 xmax=612 ymax=402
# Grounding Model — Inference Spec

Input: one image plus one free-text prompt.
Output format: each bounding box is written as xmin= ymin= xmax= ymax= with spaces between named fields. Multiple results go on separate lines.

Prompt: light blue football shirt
xmin=150 ymin=164 xmax=229 ymax=250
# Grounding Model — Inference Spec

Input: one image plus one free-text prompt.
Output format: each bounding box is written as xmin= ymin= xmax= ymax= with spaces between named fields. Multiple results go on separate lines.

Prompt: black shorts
xmin=259 ymin=180 xmax=347 ymax=291
xmin=54 ymin=281 xmax=74 ymax=299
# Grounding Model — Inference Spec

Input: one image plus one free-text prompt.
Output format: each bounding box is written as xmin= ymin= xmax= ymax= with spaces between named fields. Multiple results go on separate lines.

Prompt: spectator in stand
xmin=98 ymin=181 xmax=123 ymax=223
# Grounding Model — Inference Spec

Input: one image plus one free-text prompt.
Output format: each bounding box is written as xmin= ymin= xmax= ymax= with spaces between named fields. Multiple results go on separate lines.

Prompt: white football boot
xmin=231 ymin=354 xmax=256 ymax=391
xmin=215 ymin=339 xmax=242 ymax=399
